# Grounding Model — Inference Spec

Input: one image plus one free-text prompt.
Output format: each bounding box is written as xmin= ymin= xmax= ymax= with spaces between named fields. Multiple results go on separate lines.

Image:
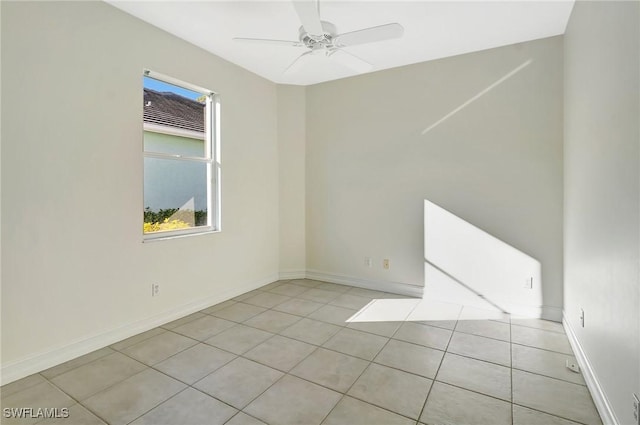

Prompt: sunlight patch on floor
xmin=346 ymin=298 xmax=511 ymax=323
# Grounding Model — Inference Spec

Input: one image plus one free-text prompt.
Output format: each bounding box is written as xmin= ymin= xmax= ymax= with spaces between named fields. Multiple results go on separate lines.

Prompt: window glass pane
xmin=143 ymin=76 xmax=206 ymax=157
xmin=143 ymin=157 xmax=209 ymax=233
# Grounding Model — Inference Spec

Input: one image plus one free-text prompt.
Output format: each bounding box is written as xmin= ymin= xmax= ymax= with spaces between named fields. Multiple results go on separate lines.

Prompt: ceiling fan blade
xmin=233 ymin=37 xmax=303 ymax=47
xmin=292 ymin=0 xmax=324 ymax=35
xmin=335 ymin=23 xmax=404 ymax=47
xmin=328 ymin=49 xmax=372 ymax=73
xmin=284 ymin=51 xmax=313 ymax=75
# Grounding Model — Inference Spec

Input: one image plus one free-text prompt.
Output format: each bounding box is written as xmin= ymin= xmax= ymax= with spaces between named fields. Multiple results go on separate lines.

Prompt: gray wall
xmin=306 ymin=36 xmax=564 ymax=318
xmin=563 ymin=1 xmax=640 ymax=424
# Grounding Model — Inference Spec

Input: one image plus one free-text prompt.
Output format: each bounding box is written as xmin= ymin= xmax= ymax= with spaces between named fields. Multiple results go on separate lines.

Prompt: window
xmin=142 ymin=70 xmax=220 ymax=240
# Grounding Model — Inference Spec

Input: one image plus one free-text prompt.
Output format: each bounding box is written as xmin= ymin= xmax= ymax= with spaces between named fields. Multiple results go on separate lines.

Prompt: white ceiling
xmin=108 ymin=1 xmax=575 ymax=86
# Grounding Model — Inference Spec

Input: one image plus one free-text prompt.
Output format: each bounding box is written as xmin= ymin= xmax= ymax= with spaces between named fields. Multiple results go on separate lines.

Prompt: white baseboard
xmin=563 ymin=315 xmax=619 ymax=425
xmin=0 ymin=274 xmax=278 ymax=386
xmin=279 ymin=269 xmax=307 ymax=280
xmin=305 ymin=269 xmax=424 ymax=298
xmin=541 ymin=305 xmax=563 ymax=322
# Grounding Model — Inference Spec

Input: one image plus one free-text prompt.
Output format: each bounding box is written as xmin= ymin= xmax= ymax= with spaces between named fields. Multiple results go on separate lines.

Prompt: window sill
xmin=142 ymin=228 xmax=220 ymax=243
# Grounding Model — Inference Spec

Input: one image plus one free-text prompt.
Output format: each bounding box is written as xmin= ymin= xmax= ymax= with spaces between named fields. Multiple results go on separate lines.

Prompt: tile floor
xmin=1 ymin=279 xmax=603 ymax=425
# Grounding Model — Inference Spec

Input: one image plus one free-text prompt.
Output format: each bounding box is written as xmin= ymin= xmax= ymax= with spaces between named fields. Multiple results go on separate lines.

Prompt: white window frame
xmin=143 ymin=70 xmax=221 ymax=241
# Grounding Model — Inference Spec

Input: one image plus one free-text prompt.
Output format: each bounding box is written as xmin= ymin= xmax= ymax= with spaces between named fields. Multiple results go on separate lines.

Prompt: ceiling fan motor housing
xmin=299 ymin=21 xmax=337 ymax=50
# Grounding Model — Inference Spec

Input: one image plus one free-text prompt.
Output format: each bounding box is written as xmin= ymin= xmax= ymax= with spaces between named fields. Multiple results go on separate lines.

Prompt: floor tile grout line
xmin=510 ymin=321 xmax=566 ymax=334
xmin=415 ymin=313 xmax=458 ymax=423
xmin=112 ymin=309 xmax=588 ymax=425
xmin=123 ymin=386 xmax=195 ymax=425
xmin=5 ymin=280 xmax=585 ymax=425
xmin=319 ymin=316 xmax=416 ymax=424
xmin=510 ymin=401 xmax=592 ymax=425
xmin=510 ymin=341 xmax=576 ymax=357
xmin=450 ymin=327 xmax=512 ymax=344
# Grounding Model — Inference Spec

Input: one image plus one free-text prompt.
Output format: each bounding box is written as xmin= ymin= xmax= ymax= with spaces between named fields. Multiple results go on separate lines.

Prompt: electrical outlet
xmin=633 ymin=393 xmax=639 ymax=425
xmin=565 ymin=359 xmax=581 ymax=374
xmin=580 ymin=309 xmax=584 ymax=327
xmin=523 ymin=277 xmax=533 ymax=289
xmin=365 ymin=257 xmax=372 ymax=267
xmin=383 ymin=259 xmax=390 ymax=270
xmin=152 ymin=284 xmax=160 ymax=297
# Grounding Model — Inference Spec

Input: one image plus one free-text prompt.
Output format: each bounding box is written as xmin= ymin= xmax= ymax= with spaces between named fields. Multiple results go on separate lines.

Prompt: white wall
xmin=277 ymin=85 xmax=306 ymax=277
xmin=1 ymin=1 xmax=279 ymax=381
xmin=563 ymin=1 xmax=640 ymax=424
xmin=306 ymin=36 xmax=564 ymax=316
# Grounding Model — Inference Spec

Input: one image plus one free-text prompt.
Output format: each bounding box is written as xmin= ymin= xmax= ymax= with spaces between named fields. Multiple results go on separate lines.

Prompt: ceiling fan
xmin=233 ymin=0 xmax=404 ymax=75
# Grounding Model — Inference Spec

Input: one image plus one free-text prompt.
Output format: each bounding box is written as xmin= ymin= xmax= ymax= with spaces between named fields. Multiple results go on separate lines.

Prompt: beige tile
xmin=374 ymin=339 xmax=443 ymax=378
xmin=121 ymin=331 xmax=197 ymax=365
xmin=421 ymin=382 xmax=512 ymax=425
xmin=348 ymin=363 xmax=432 ymax=420
xmin=272 ymin=297 xmax=324 ymax=316
xmin=205 ymin=324 xmax=273 ymax=354
xmin=267 ymin=283 xmax=310 ymax=297
xmin=242 ymin=291 xmax=291 ymax=309
xmin=347 ymin=321 xmax=402 ymax=337
xmin=280 ymin=318 xmax=341 ymax=345
xmin=329 ymin=293 xmax=373 ymax=310
xmin=290 ymin=348 xmax=369 ymax=392
xmin=436 ymin=353 xmax=511 ymax=401
xmin=393 ymin=322 xmax=452 ymax=350
xmin=171 ymin=315 xmax=235 ymax=341
xmin=34 ymin=403 xmax=107 ymax=425
xmin=458 ymin=306 xmax=511 ymax=323
xmin=417 ymin=320 xmax=458 ymax=330
xmin=1 ymin=374 xmax=47 ymax=398
xmin=289 ymin=279 xmax=323 ymax=288
xmin=209 ymin=302 xmax=266 ymax=322
xmin=129 ymin=387 xmax=236 ymax=425
xmin=406 ymin=299 xmax=462 ymax=322
xmin=308 ymin=304 xmax=359 ymax=326
xmin=512 ymin=344 xmax=585 ymax=385
xmin=243 ymin=310 xmax=301 ymax=333
xmin=194 ymin=357 xmax=283 ymax=409
xmin=244 ymin=375 xmax=341 ymax=425
xmin=244 ymin=335 xmax=316 ymax=372
xmin=201 ymin=299 xmax=236 ymax=314
xmin=154 ymin=343 xmax=235 ymax=384
xmin=323 ymin=328 xmax=388 ymax=361
xmin=447 ymin=332 xmax=511 ymax=366
xmin=455 ymin=319 xmax=511 ymax=341
xmin=347 ymin=287 xmax=395 ymax=298
xmin=1 ymin=382 xmax=75 ymax=425
xmin=513 ymin=405 xmax=583 ymax=425
xmin=233 ymin=289 xmax=264 ymax=302
xmin=41 ymin=348 xmax=114 ymax=380
xmin=323 ymin=396 xmax=415 ymax=425
xmin=160 ymin=312 xmax=206 ymax=330
xmin=315 ymin=282 xmax=351 ymax=293
xmin=110 ymin=327 xmax=166 ymax=351
xmin=260 ymin=280 xmax=288 ymax=291
xmin=225 ymin=412 xmax=267 ymax=425
xmin=82 ymin=369 xmax=185 ymax=425
xmin=297 ymin=287 xmax=342 ymax=303
xmin=51 ymin=352 xmax=146 ymax=400
xmin=512 ymin=325 xmax=573 ymax=354
xmin=511 ymin=317 xmax=565 ymax=333
xmin=512 ymin=370 xmax=602 ymax=425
